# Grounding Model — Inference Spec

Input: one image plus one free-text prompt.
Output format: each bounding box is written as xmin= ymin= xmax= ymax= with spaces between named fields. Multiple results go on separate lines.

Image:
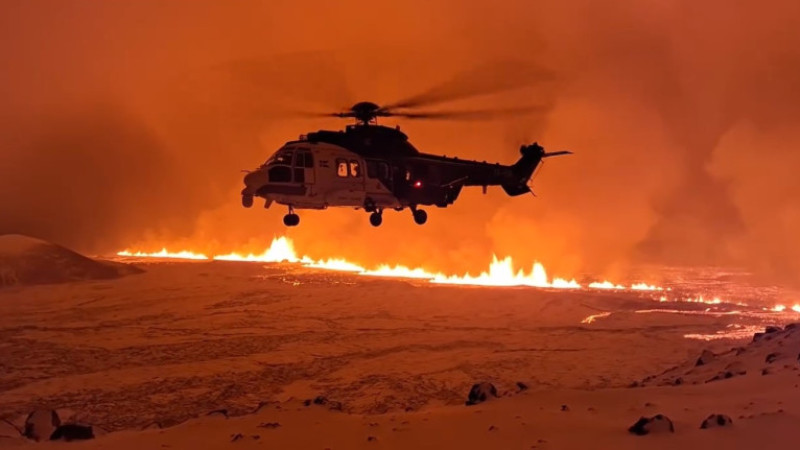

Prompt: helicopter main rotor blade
xmin=386 ymin=105 xmax=550 ymax=120
xmin=383 ymin=60 xmax=555 ymax=110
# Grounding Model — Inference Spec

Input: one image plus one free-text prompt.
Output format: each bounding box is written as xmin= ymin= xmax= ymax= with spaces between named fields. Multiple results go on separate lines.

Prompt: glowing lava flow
xmin=214 ymin=237 xmax=303 ymax=263
xmin=117 ymin=236 xmax=656 ymax=290
xmin=431 ymin=256 xmax=580 ymax=288
xmin=116 ymin=249 xmax=209 ymax=260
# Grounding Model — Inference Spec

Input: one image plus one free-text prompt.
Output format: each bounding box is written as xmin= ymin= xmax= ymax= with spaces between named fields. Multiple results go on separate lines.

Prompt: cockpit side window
xmin=294 ymin=152 xmax=305 ymax=168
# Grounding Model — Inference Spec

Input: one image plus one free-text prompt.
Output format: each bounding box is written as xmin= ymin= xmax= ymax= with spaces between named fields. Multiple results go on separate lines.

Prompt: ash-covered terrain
xmin=1 ymin=238 xmax=799 ymax=448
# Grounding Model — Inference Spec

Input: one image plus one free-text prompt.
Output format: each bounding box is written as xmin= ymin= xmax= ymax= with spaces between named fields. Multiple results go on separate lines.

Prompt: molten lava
xmin=117 ymin=248 xmax=209 ymax=260
xmin=116 ymin=235 xmax=800 ymax=318
xmin=117 ymin=236 xmax=591 ymax=289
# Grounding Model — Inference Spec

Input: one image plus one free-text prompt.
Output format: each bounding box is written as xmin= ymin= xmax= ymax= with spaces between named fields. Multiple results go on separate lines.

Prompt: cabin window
xmin=294 ymin=168 xmax=305 ymax=183
xmin=336 ymin=159 xmax=348 ymax=177
xmin=379 ymin=162 xmax=390 ymax=179
xmin=349 ymin=160 xmax=361 ymax=177
xmin=295 ymin=151 xmax=314 ymax=169
xmin=268 ymin=165 xmax=292 ymax=183
xmin=294 ymin=152 xmax=305 ymax=168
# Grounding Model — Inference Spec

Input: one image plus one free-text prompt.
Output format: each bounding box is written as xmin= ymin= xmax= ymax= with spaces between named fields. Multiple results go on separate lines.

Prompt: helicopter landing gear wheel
xmin=283 ymin=214 xmax=300 ymax=227
xmin=364 ymin=197 xmax=377 ymax=213
xmin=369 ymin=211 xmax=383 ymax=227
xmin=242 ymin=194 xmax=254 ymax=208
xmin=412 ymin=208 xmax=427 ymax=225
xmin=283 ymin=206 xmax=299 ymax=227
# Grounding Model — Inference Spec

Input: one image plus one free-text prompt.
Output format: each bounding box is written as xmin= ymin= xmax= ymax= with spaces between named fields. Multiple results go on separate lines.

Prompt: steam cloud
xmin=1 ymin=0 xmax=799 ymax=285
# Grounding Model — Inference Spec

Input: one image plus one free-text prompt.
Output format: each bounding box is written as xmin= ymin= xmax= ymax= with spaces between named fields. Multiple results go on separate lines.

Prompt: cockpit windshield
xmin=262 ymin=148 xmax=294 ymax=167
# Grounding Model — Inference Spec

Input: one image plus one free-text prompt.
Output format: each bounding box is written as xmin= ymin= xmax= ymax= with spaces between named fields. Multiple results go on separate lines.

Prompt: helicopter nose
xmin=243 ymin=170 xmax=267 ymax=188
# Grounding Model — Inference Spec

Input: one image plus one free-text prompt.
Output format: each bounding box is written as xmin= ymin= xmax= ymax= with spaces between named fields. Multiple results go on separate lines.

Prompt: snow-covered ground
xmin=1 ymin=257 xmax=798 ymax=448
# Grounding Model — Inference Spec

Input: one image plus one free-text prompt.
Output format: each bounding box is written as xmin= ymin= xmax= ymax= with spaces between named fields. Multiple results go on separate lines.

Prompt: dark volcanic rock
xmin=766 ymin=352 xmax=782 ymax=364
xmin=303 ymin=396 xmax=342 ymax=411
xmin=765 ymin=326 xmax=782 ymax=334
xmin=50 ymin=424 xmax=94 ymax=441
xmin=516 ymin=382 xmax=529 ymax=392
xmin=700 ymin=414 xmax=733 ymax=429
xmin=24 ymin=410 xmax=60 ymax=442
xmin=696 ymin=349 xmax=716 ymax=366
xmin=466 ymin=382 xmax=498 ymax=406
xmin=628 ymin=414 xmax=674 ymax=435
xmin=207 ymin=409 xmax=228 ymax=418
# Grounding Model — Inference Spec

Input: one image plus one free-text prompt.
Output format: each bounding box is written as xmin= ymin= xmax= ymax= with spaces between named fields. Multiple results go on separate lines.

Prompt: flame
xmin=431 ymin=257 xmax=580 ymax=288
xmin=589 ymin=281 xmax=625 ymax=290
xmin=116 ymin=248 xmax=209 ymax=260
xmin=213 ymin=237 xmax=301 ymax=263
xmin=115 ymin=238 xmax=800 ymax=316
xmin=630 ymin=283 xmax=663 ymax=291
xmin=770 ymin=304 xmax=800 ymax=313
xmin=116 ymin=236 xmax=682 ymax=291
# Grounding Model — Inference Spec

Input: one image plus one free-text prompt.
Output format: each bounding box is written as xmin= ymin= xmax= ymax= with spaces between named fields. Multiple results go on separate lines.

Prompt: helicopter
xmin=240 ymin=79 xmax=571 ymax=227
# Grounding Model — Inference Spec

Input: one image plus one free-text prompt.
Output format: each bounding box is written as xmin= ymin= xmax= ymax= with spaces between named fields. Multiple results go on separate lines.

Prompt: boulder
xmin=516 ymin=382 xmax=529 ymax=392
xmin=206 ymin=409 xmax=228 ymax=418
xmin=628 ymin=414 xmax=674 ymax=435
xmin=50 ymin=424 xmax=94 ymax=441
xmin=700 ymin=414 xmax=733 ymax=429
xmin=466 ymin=382 xmax=498 ymax=406
xmin=696 ymin=349 xmax=716 ymax=366
xmin=24 ymin=410 xmax=60 ymax=442
xmin=766 ymin=352 xmax=782 ymax=364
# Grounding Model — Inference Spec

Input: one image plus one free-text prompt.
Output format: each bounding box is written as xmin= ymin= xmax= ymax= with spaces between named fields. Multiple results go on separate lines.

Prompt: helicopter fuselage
xmin=241 ymin=124 xmax=565 ymax=227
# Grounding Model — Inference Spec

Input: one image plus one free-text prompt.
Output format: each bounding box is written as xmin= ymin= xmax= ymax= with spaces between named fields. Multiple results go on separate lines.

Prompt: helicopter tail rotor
xmin=502 ymin=143 xmax=572 ymax=196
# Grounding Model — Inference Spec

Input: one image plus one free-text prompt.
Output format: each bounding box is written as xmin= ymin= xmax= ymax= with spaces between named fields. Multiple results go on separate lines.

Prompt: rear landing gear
xmin=283 ymin=206 xmax=300 ymax=227
xmin=369 ymin=210 xmax=383 ymax=227
xmin=283 ymin=214 xmax=300 ymax=226
xmin=411 ymin=206 xmax=427 ymax=225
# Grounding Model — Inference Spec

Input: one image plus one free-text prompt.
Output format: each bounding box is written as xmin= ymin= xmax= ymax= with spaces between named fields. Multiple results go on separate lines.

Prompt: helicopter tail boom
xmin=502 ymin=143 xmax=571 ymax=196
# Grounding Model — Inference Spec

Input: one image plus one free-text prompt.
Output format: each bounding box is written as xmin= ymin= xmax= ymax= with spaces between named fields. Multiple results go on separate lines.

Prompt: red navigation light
xmin=414 ymin=180 xmax=422 ymax=188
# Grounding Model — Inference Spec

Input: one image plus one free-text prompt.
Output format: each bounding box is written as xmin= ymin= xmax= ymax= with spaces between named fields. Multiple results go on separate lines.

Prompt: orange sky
xmin=2 ymin=0 xmax=800 ymax=285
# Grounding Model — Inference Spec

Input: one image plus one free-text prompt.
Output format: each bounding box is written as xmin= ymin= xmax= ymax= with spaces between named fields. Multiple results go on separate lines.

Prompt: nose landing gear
xmin=242 ymin=194 xmax=254 ymax=208
xmin=369 ymin=209 xmax=383 ymax=227
xmin=411 ymin=205 xmax=427 ymax=225
xmin=283 ymin=206 xmax=300 ymax=227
